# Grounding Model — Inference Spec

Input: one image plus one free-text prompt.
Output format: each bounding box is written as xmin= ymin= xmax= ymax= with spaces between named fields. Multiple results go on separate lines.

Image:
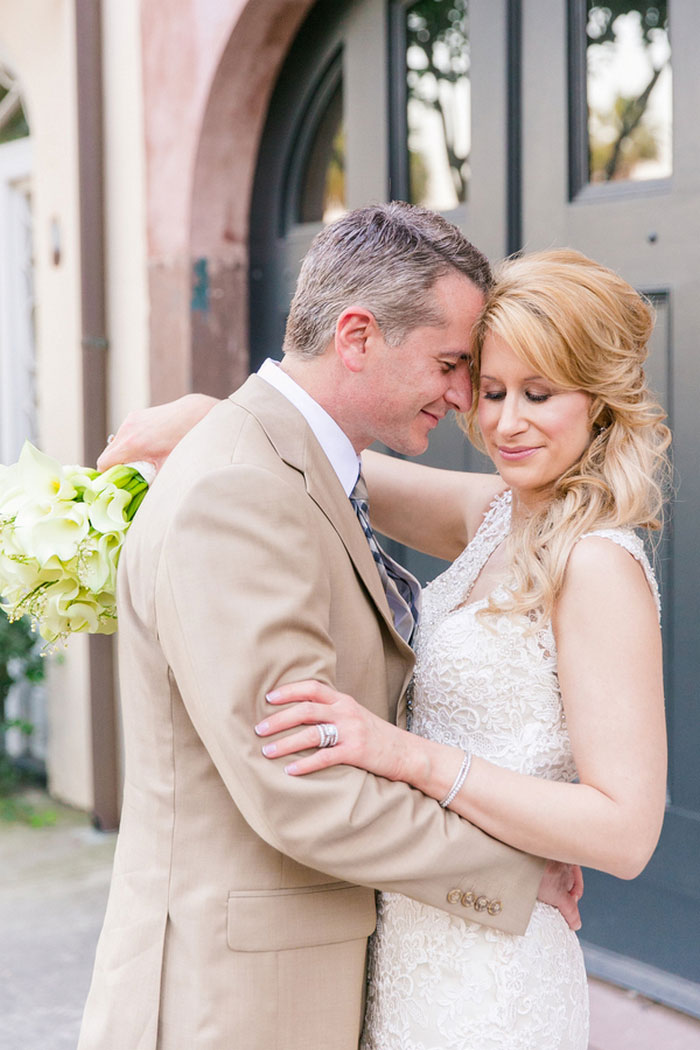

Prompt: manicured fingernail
xmin=261 ymin=743 xmax=276 ymax=757
xmin=266 ymin=691 xmax=281 ymax=702
xmin=254 ymin=721 xmax=269 ymax=735
xmin=284 ymin=763 xmax=298 ymax=775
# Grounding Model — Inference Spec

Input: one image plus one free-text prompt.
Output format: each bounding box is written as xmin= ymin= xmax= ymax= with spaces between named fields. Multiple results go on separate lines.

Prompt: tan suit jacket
xmin=78 ymin=376 xmax=544 ymax=1050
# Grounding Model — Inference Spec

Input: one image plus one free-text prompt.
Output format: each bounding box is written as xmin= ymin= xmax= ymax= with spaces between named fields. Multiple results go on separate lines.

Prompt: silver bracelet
xmin=439 ymin=751 xmax=472 ymax=808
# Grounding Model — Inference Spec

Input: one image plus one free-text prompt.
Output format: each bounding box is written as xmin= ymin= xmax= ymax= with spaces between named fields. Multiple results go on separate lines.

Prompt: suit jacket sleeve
xmin=154 ymin=462 xmax=544 ymax=935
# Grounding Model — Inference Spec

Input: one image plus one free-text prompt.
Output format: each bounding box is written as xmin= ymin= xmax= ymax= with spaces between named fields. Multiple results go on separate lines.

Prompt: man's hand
xmin=537 ymin=860 xmax=583 ymax=931
xmin=97 ymin=394 xmax=219 ymax=472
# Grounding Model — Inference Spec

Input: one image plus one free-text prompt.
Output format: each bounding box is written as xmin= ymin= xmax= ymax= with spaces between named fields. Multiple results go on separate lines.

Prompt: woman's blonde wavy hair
xmin=461 ymin=248 xmax=672 ymax=627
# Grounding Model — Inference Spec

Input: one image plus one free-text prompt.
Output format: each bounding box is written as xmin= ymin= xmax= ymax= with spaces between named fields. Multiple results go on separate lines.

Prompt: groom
xmin=80 ymin=203 xmax=580 ymax=1050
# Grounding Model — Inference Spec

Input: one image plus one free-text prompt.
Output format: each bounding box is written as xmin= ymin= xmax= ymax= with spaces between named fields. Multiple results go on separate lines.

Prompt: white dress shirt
xmin=257 ymin=358 xmax=361 ymax=495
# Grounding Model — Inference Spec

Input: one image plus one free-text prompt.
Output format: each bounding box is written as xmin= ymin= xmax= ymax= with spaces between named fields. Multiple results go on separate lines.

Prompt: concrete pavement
xmin=0 ymin=794 xmax=115 ymax=1050
xmin=588 ymin=978 xmax=700 ymax=1050
xmin=1 ymin=791 xmax=699 ymax=1050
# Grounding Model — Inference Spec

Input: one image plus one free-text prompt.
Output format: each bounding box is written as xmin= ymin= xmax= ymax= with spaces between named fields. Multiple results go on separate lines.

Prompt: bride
xmin=101 ymin=249 xmax=669 ymax=1049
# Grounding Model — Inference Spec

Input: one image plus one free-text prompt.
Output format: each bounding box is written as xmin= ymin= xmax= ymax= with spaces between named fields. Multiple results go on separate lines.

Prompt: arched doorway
xmin=187 ymin=0 xmax=318 ymax=401
xmin=244 ymin=0 xmax=700 ymax=1012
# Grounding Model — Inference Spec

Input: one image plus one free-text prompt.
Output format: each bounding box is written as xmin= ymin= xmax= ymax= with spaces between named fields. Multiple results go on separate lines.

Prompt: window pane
xmin=298 ymin=81 xmax=346 ymax=225
xmin=0 ymin=67 xmax=30 ymax=145
xmin=405 ymin=0 xmax=470 ymax=210
xmin=586 ymin=3 xmax=671 ymax=184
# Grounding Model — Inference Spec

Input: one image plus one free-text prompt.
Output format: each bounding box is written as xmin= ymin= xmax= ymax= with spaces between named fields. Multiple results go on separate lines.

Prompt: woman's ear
xmin=334 ymin=306 xmax=380 ymax=373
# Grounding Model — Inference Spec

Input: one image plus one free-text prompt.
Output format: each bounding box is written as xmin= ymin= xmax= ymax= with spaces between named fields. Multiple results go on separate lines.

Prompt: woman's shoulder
xmin=566 ymin=528 xmax=660 ymax=621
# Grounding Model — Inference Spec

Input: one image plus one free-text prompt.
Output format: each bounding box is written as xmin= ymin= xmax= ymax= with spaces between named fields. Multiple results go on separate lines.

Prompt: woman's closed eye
xmin=480 ymin=388 xmax=552 ymax=403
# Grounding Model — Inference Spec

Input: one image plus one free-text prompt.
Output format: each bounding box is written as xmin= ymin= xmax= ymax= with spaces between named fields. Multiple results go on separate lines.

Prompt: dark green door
xmin=248 ymin=0 xmax=700 ymax=1011
xmin=519 ymin=0 xmax=700 ymax=1011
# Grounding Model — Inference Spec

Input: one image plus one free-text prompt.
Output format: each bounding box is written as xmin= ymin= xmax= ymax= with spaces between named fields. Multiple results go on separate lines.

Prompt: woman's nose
xmin=497 ymin=394 xmax=528 ymax=436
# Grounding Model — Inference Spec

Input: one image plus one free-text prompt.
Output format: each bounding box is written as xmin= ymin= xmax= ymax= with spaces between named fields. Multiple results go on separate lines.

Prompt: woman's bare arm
xmin=96 ymin=394 xmax=219 ymax=472
xmin=362 ymin=449 xmax=504 ymax=562
xmin=441 ymin=538 xmax=666 ymax=876
xmin=258 ymin=537 xmax=667 ymax=879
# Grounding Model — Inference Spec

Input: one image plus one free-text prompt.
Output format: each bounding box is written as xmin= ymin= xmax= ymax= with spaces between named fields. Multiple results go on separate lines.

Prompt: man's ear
xmin=334 ymin=306 xmax=380 ymax=373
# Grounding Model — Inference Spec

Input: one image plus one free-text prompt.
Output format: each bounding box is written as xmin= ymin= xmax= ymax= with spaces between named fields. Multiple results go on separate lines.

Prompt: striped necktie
xmin=350 ymin=473 xmax=421 ymax=645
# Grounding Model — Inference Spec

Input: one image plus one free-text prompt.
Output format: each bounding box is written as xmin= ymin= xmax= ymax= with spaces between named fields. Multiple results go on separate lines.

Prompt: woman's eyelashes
xmin=480 ymin=387 xmax=552 ymax=403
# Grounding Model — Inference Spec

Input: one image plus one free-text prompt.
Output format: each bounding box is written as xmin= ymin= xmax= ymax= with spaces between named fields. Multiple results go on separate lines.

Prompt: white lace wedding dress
xmin=361 ymin=490 xmax=659 ymax=1050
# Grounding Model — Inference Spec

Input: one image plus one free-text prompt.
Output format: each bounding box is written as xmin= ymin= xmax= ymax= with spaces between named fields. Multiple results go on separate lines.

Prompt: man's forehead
xmin=436 ymin=274 xmax=485 ymax=311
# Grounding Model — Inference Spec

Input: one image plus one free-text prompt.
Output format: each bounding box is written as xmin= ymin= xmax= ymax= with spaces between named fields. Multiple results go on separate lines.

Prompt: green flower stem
xmin=125 ymin=484 xmax=148 ymax=520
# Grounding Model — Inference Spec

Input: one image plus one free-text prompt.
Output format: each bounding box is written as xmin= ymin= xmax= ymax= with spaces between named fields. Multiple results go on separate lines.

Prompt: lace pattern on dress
xmin=361 ymin=493 xmax=661 ymax=1049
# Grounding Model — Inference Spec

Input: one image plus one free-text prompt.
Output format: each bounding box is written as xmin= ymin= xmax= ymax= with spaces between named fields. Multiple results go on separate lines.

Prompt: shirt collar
xmin=257 ymin=359 xmax=361 ymax=496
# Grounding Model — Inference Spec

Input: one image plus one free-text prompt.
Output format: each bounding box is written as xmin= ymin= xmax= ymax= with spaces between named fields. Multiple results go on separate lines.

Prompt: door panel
xmin=248 ymin=0 xmax=700 ymax=1004
xmin=520 ymin=0 xmax=700 ymax=1000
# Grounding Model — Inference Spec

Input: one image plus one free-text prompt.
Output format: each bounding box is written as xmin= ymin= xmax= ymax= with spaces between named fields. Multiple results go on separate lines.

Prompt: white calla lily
xmin=14 ymin=500 xmax=90 ymax=565
xmin=88 ymin=484 xmax=131 ymax=534
xmin=63 ymin=597 xmax=103 ymax=635
xmin=80 ymin=532 xmax=121 ymax=593
xmin=39 ymin=578 xmax=81 ymax=642
xmin=65 ymin=465 xmax=100 ymax=501
xmin=17 ymin=441 xmax=77 ymax=503
xmin=0 ymin=462 xmax=29 ymax=517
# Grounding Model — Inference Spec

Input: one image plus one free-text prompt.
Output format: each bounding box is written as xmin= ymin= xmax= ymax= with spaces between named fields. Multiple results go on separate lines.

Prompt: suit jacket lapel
xmin=230 ymin=376 xmax=414 ymax=659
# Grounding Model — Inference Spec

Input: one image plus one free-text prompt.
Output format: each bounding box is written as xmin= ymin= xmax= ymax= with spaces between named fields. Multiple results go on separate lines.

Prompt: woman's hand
xmin=97 ymin=394 xmax=219 ymax=472
xmin=255 ymin=681 xmax=417 ymax=781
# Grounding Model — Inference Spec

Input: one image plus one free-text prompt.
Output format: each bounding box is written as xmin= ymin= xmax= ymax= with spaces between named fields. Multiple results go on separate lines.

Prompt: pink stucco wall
xmin=139 ymin=0 xmax=314 ymax=401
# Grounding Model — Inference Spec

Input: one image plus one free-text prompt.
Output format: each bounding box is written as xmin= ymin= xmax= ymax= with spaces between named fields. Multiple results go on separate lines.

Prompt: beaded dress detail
xmin=361 ymin=491 xmax=659 ymax=1050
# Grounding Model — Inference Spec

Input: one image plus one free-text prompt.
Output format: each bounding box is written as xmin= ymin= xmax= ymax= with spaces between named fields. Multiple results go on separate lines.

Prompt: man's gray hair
xmin=283 ymin=201 xmax=492 ymax=358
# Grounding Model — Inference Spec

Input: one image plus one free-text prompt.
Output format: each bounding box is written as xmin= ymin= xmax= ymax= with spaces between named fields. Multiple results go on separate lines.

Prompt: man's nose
xmin=445 ymin=370 xmax=473 ymax=413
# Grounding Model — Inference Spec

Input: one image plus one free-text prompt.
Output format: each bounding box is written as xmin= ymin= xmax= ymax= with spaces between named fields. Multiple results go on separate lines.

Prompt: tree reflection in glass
xmin=405 ymin=0 xmax=470 ymax=211
xmin=0 ymin=65 xmax=30 ymax=145
xmin=298 ymin=81 xmax=346 ymax=225
xmin=586 ymin=2 xmax=671 ymax=183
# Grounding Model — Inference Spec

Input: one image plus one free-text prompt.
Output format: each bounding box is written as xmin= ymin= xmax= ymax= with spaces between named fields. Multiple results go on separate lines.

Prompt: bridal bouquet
xmin=0 ymin=442 xmax=149 ymax=647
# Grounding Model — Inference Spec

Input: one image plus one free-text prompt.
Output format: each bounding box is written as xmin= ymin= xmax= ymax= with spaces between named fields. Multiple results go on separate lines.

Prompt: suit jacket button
xmin=488 ymin=900 xmax=503 ymax=915
xmin=461 ymin=891 xmax=475 ymax=908
xmin=446 ymin=888 xmax=462 ymax=905
xmin=474 ymin=895 xmax=489 ymax=912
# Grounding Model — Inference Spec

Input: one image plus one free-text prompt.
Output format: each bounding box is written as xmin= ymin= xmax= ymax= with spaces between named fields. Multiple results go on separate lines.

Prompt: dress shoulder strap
xmin=578 ymin=527 xmax=661 ymax=622
xmin=475 ymin=488 xmax=512 ymax=545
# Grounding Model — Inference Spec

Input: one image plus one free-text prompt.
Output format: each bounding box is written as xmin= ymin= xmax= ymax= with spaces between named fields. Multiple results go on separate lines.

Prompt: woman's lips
xmin=497 ymin=446 xmax=540 ymax=460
